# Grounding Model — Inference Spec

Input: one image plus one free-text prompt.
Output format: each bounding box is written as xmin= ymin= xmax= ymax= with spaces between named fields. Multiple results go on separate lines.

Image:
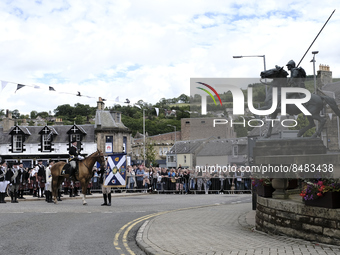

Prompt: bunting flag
xmin=155 ymin=107 xmax=159 ymax=116
xmin=15 ymin=84 xmax=25 ymax=93
xmin=294 ymin=115 xmax=298 ymax=120
xmin=1 ymin=79 xmax=130 ymax=104
xmin=1 ymin=81 xmax=8 ymax=90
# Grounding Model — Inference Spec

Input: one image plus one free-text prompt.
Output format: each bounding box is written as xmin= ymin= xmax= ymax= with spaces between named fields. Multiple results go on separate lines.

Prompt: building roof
xmin=95 ymin=110 xmax=128 ymax=130
xmin=0 ymin=124 xmax=95 ymax=144
xmin=321 ymin=82 xmax=340 ymax=104
xmin=197 ymin=138 xmax=247 ymax=156
xmin=168 ymin=139 xmax=206 ymax=154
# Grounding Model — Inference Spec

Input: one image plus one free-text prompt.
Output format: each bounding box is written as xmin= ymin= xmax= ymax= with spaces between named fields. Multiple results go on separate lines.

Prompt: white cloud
xmin=0 ymin=0 xmax=339 ymax=115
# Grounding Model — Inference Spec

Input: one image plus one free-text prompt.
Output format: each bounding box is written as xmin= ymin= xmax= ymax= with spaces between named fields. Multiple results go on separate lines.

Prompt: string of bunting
xmin=0 ymin=80 xmax=130 ymax=104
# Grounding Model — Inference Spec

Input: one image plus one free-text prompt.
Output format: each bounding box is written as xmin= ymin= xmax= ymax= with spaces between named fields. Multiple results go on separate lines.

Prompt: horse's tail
xmin=321 ymin=96 xmax=340 ymax=117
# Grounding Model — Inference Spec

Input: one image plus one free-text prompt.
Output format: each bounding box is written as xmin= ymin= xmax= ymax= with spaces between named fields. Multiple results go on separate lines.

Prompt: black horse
xmin=256 ymin=65 xmax=340 ymax=138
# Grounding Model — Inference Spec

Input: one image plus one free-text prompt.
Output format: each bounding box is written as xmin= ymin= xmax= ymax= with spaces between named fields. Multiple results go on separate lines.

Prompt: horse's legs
xmin=80 ymin=179 xmax=88 ymax=205
xmin=264 ymin=113 xmax=277 ymax=138
xmin=311 ymin=114 xmax=326 ymax=138
xmin=52 ymin=177 xmax=59 ymax=204
xmin=297 ymin=115 xmax=316 ymax=137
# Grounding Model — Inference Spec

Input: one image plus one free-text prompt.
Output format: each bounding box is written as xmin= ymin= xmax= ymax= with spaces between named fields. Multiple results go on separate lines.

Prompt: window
xmin=159 ymin=147 xmax=163 ymax=155
xmin=13 ymin=135 xmax=22 ymax=152
xmin=42 ymin=134 xmax=51 ymax=152
xmin=233 ymin=145 xmax=238 ymax=157
xmin=106 ymin=136 xmax=113 ymax=153
xmin=184 ymin=155 xmax=187 ymax=163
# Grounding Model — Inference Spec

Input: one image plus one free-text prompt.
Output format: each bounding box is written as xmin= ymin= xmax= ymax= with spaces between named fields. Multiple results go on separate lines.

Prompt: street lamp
xmin=311 ymin=51 xmax=319 ymax=94
xmin=143 ymin=109 xmax=146 ymax=166
xmin=233 ymin=55 xmax=267 ymax=93
xmin=167 ymin=124 xmax=176 ymax=167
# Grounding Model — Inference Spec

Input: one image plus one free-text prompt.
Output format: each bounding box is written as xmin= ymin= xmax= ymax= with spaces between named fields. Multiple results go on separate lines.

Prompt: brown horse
xmin=51 ymin=150 xmax=105 ymax=205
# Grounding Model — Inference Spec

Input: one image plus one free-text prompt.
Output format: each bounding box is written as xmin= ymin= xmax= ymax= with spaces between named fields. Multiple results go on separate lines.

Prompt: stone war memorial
xmin=252 ymin=62 xmax=340 ymax=246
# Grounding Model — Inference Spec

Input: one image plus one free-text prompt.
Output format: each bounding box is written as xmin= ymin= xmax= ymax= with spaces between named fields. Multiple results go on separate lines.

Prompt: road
xmin=0 ymin=193 xmax=252 ymax=255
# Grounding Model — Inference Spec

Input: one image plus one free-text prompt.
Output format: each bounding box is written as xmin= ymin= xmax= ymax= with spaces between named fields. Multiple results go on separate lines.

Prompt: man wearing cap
xmin=6 ymin=162 xmax=21 ymax=203
xmin=36 ymin=160 xmax=46 ymax=198
xmin=0 ymin=161 xmax=8 ymax=203
xmin=18 ymin=163 xmax=28 ymax=199
xmin=69 ymin=139 xmax=84 ymax=178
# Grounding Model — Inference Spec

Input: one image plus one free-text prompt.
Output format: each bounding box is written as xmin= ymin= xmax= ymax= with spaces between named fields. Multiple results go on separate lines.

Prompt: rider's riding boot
xmin=69 ymin=189 xmax=73 ymax=198
xmin=107 ymin=193 xmax=111 ymax=206
xmin=101 ymin=194 xmax=107 ymax=206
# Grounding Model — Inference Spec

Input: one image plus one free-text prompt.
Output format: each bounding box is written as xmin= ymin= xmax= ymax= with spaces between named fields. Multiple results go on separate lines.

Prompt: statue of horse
xmin=51 ymin=150 xmax=105 ymax=205
xmin=257 ymin=65 xmax=340 ymax=138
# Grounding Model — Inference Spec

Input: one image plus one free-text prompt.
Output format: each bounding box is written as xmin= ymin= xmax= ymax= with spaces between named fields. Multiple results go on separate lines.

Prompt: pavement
xmin=136 ymin=202 xmax=340 ymax=255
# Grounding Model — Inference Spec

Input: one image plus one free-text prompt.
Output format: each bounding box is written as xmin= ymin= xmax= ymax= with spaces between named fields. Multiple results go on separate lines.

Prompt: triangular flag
xmin=15 ymin=84 xmax=25 ymax=93
xmin=49 ymin=86 xmax=55 ymax=91
xmin=1 ymin=81 xmax=8 ymax=90
xmin=135 ymin=105 xmax=141 ymax=109
xmin=155 ymin=107 xmax=159 ymax=116
xmin=329 ymin=113 xmax=333 ymax=120
xmin=294 ymin=115 xmax=298 ymax=120
xmin=115 ymin=96 xmax=119 ymax=102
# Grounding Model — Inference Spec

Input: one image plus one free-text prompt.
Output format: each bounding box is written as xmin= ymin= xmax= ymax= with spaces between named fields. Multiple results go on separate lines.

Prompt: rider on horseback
xmin=69 ymin=139 xmax=84 ymax=178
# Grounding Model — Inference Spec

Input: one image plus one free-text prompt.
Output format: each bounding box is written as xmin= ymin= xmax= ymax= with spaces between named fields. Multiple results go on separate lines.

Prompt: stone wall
xmin=256 ymin=196 xmax=340 ymax=245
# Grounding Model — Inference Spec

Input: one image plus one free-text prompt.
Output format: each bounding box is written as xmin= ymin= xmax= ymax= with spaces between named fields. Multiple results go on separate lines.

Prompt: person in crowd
xmin=126 ymin=166 xmax=136 ymax=192
xmin=196 ymin=168 xmax=203 ymax=193
xmin=30 ymin=164 xmax=38 ymax=197
xmin=210 ymin=168 xmax=220 ymax=194
xmin=189 ymin=169 xmax=196 ymax=193
xmin=92 ymin=168 xmax=99 ymax=190
xmin=6 ymin=162 xmax=21 ymax=203
xmin=224 ymin=171 xmax=233 ymax=194
xmin=160 ymin=168 xmax=168 ymax=193
xmin=143 ymin=168 xmax=151 ymax=193
xmin=135 ymin=165 xmax=145 ymax=191
xmin=168 ymin=168 xmax=176 ymax=192
xmin=182 ymin=169 xmax=190 ymax=194
xmin=234 ymin=167 xmax=244 ymax=194
xmin=100 ymin=161 xmax=112 ymax=206
xmin=202 ymin=171 xmax=211 ymax=195
xmin=18 ymin=163 xmax=28 ymax=199
xmin=45 ymin=160 xmax=54 ymax=203
xmin=0 ymin=161 xmax=8 ymax=203
xmin=36 ymin=160 xmax=45 ymax=198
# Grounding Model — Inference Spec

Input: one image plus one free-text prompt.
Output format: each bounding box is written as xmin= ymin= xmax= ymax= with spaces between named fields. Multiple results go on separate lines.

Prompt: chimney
xmin=317 ymin=64 xmax=332 ymax=88
xmin=3 ymin=109 xmax=14 ymax=132
xmin=97 ymin=97 xmax=105 ymax=110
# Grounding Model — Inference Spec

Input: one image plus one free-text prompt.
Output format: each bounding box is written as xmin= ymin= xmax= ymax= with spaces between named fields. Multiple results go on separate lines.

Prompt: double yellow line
xmin=113 ymin=204 xmax=220 ymax=255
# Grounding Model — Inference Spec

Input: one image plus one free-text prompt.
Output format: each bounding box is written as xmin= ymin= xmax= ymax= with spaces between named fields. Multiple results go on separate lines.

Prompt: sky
xmin=0 ymin=0 xmax=339 ymax=116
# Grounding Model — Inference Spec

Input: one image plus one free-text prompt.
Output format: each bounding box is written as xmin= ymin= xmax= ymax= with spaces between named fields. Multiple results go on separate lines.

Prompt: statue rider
xmin=69 ymin=140 xmax=84 ymax=178
xmin=286 ymin=60 xmax=306 ymax=96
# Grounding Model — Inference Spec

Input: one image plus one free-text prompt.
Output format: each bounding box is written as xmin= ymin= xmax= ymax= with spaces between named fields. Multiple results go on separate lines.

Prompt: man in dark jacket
xmin=6 ymin=161 xmax=21 ymax=203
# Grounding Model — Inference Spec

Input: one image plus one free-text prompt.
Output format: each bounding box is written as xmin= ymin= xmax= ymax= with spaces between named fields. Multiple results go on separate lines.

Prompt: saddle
xmin=61 ymin=161 xmax=79 ymax=177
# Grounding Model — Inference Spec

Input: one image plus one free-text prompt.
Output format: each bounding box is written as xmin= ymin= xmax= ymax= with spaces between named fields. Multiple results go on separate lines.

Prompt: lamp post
xmin=167 ymin=124 xmax=176 ymax=167
xmin=233 ymin=55 xmax=267 ymax=93
xmin=311 ymin=51 xmax=319 ymax=94
xmin=143 ymin=109 xmax=146 ymax=166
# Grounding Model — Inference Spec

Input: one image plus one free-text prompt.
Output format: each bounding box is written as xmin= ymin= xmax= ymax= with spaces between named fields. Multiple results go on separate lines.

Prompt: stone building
xmin=180 ymin=117 xmax=236 ymax=140
xmin=0 ymin=98 xmax=132 ymax=166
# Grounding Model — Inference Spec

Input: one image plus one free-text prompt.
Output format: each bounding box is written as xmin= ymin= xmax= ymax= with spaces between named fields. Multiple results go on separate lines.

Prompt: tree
xmin=289 ymin=113 xmax=315 ymax=137
xmin=11 ymin=109 xmax=20 ymax=119
xmin=145 ymin=141 xmax=157 ymax=167
xmin=37 ymin=111 xmax=49 ymax=119
xmin=178 ymin=94 xmax=190 ymax=103
xmin=30 ymin=110 xmax=38 ymax=119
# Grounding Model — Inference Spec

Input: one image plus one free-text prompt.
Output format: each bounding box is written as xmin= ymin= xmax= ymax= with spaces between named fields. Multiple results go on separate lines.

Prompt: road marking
xmin=113 ymin=203 xmax=224 ymax=255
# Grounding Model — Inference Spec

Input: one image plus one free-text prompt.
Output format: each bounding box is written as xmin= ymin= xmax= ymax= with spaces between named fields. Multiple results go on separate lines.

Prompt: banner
xmin=103 ymin=153 xmax=127 ymax=187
